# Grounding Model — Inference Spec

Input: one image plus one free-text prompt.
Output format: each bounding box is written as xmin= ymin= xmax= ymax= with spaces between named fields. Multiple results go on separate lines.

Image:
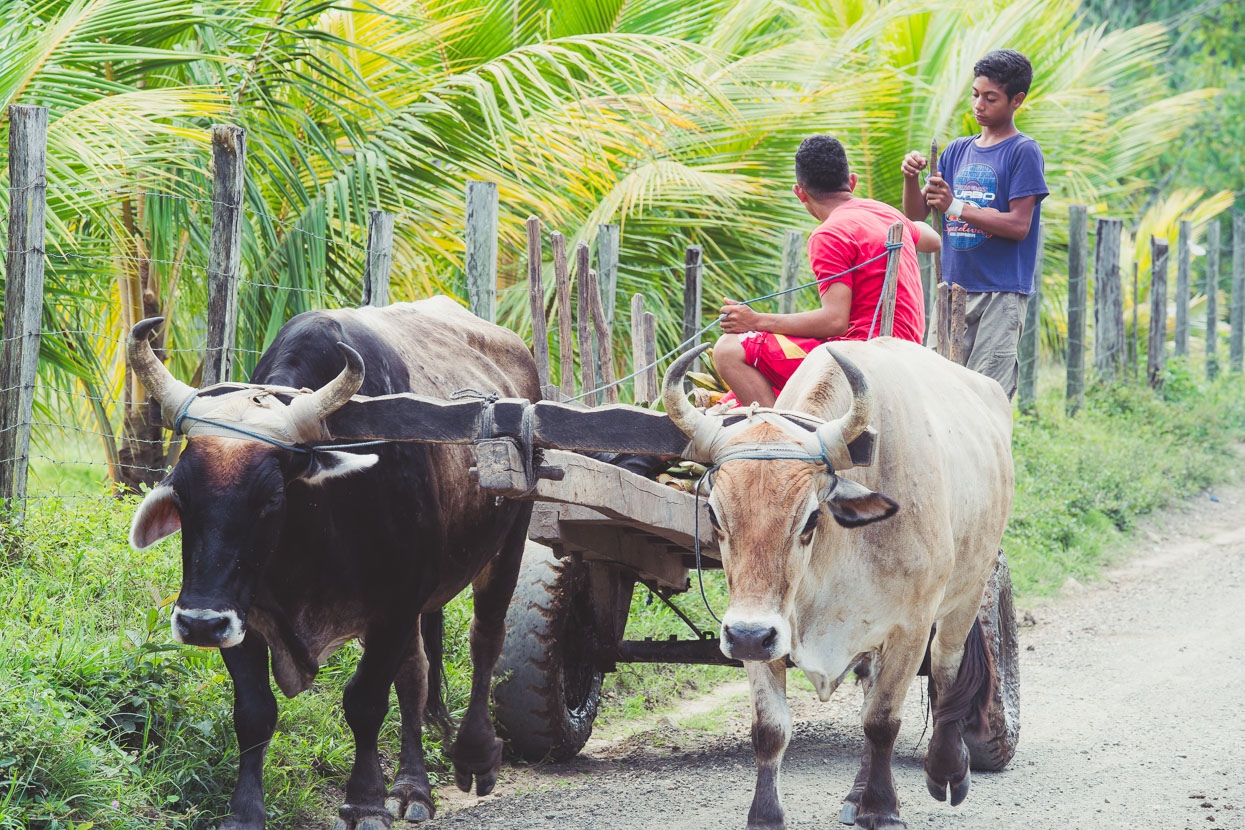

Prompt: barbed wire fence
xmin=3 ymin=101 xmax=1243 ymax=519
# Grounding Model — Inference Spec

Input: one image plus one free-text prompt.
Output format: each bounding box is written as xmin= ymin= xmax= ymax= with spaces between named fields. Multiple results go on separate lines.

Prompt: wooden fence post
xmin=936 ymin=283 xmax=950 ymax=358
xmin=642 ymin=311 xmax=658 ymax=407
xmin=362 ymin=209 xmax=394 ymax=307
xmin=465 ymin=180 xmax=498 ymax=323
xmin=1206 ymin=220 xmax=1220 ymax=380
xmin=779 ymin=230 xmax=803 ymax=314
xmin=1018 ymin=222 xmax=1044 ymax=412
xmin=552 ymin=232 xmax=574 ymax=399
xmin=1093 ymin=217 xmax=1124 ymax=379
xmin=0 ymin=104 xmax=48 ymax=514
xmin=950 ymin=284 xmax=967 ymax=365
xmin=1232 ymin=214 xmax=1245 ymax=373
xmin=1174 ymin=219 xmax=1191 ymax=358
xmin=918 ymin=251 xmax=936 ymax=346
xmin=525 ymin=216 xmax=553 ymax=395
xmin=597 ymin=224 xmax=620 ymax=324
xmin=877 ymin=223 xmax=903 ymax=337
xmin=1129 ymin=263 xmax=1139 ymax=382
xmin=586 ymin=268 xmax=617 ymax=404
xmin=203 ymin=124 xmax=246 ymax=387
xmin=576 ymin=243 xmax=599 ymax=404
xmin=682 ymin=245 xmax=703 ymax=346
xmin=630 ymin=294 xmax=649 ymax=405
xmin=1066 ymin=204 xmax=1088 ymax=415
xmin=1148 ymin=237 xmax=1169 ymax=387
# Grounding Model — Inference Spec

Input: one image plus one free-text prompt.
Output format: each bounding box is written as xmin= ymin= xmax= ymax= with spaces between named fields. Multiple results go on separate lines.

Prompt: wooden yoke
xmin=877 ymin=222 xmax=904 ymax=337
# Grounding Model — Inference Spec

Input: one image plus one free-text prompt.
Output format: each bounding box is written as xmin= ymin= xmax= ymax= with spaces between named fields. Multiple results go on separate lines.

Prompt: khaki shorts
xmin=962 ymin=291 xmax=1029 ymax=400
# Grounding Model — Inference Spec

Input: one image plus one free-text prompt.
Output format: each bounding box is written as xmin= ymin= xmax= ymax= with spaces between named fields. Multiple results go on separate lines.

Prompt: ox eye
xmin=801 ymin=509 xmax=822 ymax=539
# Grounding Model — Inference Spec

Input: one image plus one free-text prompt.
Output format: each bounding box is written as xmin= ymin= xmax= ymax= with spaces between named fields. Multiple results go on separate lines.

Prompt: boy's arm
xmin=901 ymin=151 xmax=931 ymax=221
xmin=914 ymin=221 xmax=942 ymax=253
xmin=925 ymin=176 xmax=1037 ymax=241
xmin=719 ymin=284 xmax=851 ymax=340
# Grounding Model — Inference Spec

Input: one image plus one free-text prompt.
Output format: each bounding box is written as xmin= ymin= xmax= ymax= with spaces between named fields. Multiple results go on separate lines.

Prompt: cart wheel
xmin=493 ymin=544 xmax=604 ymax=762
xmin=965 ymin=550 xmax=1020 ymax=771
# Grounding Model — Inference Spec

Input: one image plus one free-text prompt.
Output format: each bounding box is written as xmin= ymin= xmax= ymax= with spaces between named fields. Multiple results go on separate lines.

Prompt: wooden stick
xmin=1130 ymin=263 xmax=1139 ymax=382
xmin=597 ymin=224 xmax=620 ymax=324
xmin=1066 ymin=204 xmax=1088 ymax=415
xmin=587 ymin=268 xmax=618 ymax=404
xmin=575 ymin=243 xmax=598 ymax=404
xmin=936 ymin=283 xmax=951 ymax=359
xmin=1230 ymin=214 xmax=1244 ymax=372
xmin=630 ymin=294 xmax=648 ymax=405
xmin=877 ymin=222 xmax=903 ymax=337
xmin=682 ymin=245 xmax=703 ymax=346
xmin=950 ymin=284 xmax=967 ymax=365
xmin=465 ymin=180 xmax=498 ymax=323
xmin=552 ymin=232 xmax=575 ymax=398
xmin=525 ymin=216 xmax=551 ymax=390
xmin=1092 ymin=217 xmax=1124 ymax=379
xmin=362 ymin=209 xmax=394 ymax=307
xmin=0 ymin=104 xmax=48 ymax=514
xmin=1018 ymin=222 xmax=1044 ymax=412
xmin=1148 ymin=237 xmax=1170 ymax=386
xmin=1175 ymin=219 xmax=1191 ymax=358
xmin=1206 ymin=220 xmax=1220 ymax=380
xmin=930 ymin=138 xmax=943 ymax=286
xmin=204 ymin=124 xmax=246 ymax=386
xmin=779 ymin=230 xmax=803 ymax=314
xmin=643 ymin=311 xmax=658 ymax=407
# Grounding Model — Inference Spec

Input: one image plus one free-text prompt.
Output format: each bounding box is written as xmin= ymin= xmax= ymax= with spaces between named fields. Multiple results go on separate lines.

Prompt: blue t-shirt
xmin=938 ymin=133 xmax=1048 ymax=294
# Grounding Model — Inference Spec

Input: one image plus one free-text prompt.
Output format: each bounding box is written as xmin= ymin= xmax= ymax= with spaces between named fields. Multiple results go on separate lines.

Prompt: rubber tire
xmin=965 ymin=550 xmax=1020 ymax=771
xmin=492 ymin=543 xmax=604 ymax=762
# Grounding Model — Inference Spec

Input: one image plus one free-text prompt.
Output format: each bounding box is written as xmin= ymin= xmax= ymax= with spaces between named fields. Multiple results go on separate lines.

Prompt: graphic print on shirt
xmin=946 ymin=162 xmax=998 ymax=251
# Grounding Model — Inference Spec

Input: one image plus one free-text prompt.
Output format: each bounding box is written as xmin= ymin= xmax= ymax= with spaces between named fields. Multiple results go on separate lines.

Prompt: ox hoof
xmin=852 ymin=813 xmax=906 ymax=830
xmin=384 ymin=797 xmax=431 ymax=823
xmin=334 ymin=804 xmax=394 ymax=830
xmin=452 ymin=737 xmax=503 ymax=796
xmin=839 ymin=801 xmax=857 ymax=825
xmin=924 ymin=769 xmax=970 ymax=807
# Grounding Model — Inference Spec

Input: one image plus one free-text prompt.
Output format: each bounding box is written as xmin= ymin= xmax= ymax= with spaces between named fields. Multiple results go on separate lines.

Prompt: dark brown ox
xmin=663 ymin=338 xmax=1013 ymax=830
xmin=127 ymin=297 xmax=538 ymax=830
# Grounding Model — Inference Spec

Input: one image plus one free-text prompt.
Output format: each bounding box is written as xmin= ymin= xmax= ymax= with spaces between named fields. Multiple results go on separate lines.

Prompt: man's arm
xmin=914 ymin=220 xmax=942 ymax=253
xmin=925 ymin=174 xmax=1038 ymax=241
xmin=719 ymin=282 xmax=851 ymax=340
xmin=901 ymin=151 xmax=931 ymax=221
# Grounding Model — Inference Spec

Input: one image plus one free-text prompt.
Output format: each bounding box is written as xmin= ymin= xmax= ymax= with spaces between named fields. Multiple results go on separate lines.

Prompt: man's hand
xmin=719 ymin=298 xmax=763 ymax=333
xmin=901 ymin=151 xmax=928 ymax=179
xmin=925 ymin=173 xmax=953 ymax=212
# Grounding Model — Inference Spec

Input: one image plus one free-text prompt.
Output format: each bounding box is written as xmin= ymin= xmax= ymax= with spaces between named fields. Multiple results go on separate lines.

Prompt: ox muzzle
xmin=721 ymin=611 xmax=792 ymax=663
xmin=171 ymin=604 xmax=246 ymax=649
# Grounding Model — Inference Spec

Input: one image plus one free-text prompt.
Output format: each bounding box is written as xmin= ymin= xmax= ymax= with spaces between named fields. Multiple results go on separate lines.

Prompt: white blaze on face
xmin=170 ymin=605 xmax=245 ymax=649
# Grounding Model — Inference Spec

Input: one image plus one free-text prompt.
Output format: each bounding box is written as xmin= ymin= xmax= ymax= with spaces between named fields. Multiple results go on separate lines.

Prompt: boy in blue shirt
xmin=900 ymin=48 xmax=1048 ymax=399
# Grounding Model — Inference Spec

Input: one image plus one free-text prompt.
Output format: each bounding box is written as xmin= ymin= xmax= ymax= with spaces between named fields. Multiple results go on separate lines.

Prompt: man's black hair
xmin=794 ymin=135 xmax=850 ymax=199
xmin=973 ymin=49 xmax=1033 ymax=99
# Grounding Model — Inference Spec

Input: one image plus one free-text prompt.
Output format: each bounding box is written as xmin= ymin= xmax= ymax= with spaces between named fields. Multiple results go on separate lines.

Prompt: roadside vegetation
xmin=4 ymin=362 xmax=1243 ymax=829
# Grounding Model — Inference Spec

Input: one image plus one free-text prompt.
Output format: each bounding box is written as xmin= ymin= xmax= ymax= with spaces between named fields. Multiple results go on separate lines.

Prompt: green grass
xmin=2 ymin=361 xmax=1244 ymax=828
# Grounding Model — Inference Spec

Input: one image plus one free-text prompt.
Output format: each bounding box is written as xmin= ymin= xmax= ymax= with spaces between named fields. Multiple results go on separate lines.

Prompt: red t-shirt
xmin=809 ymin=199 xmax=925 ymax=343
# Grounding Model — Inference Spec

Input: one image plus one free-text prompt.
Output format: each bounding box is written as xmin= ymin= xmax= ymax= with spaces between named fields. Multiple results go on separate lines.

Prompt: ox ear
xmin=820 ymin=477 xmax=898 ymax=528
xmin=131 ymin=483 xmax=181 ymax=550
xmin=299 ymin=450 xmax=379 ymax=486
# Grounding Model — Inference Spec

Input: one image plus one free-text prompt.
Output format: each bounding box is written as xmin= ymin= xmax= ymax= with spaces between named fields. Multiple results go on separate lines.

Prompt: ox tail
xmin=931 ymin=617 xmax=995 ymax=735
xmin=422 ymin=611 xmax=453 ymax=737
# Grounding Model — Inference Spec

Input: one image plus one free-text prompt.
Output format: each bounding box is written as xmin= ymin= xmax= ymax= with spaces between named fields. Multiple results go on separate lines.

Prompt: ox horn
xmin=127 ymin=317 xmax=196 ymax=429
xmin=661 ymin=344 xmax=717 ymax=455
xmin=304 ymin=341 xmax=366 ymax=420
xmin=812 ymin=346 xmax=873 ymax=466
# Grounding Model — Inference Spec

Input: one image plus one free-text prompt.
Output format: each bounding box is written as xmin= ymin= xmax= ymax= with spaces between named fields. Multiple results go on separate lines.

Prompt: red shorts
xmin=720 ymin=331 xmax=824 ymax=407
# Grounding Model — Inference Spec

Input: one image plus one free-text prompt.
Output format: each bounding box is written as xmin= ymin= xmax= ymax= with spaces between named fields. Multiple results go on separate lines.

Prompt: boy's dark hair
xmin=794 ymin=135 xmax=850 ymax=198
xmin=973 ymin=49 xmax=1033 ymax=99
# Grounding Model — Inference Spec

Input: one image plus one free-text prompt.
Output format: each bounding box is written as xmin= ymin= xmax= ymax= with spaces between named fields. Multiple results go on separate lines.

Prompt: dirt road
xmin=427 ymin=481 xmax=1245 ymax=830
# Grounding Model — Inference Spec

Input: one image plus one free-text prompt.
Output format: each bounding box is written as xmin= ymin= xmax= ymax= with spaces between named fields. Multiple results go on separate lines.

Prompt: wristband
xmin=947 ymin=198 xmax=966 ymax=220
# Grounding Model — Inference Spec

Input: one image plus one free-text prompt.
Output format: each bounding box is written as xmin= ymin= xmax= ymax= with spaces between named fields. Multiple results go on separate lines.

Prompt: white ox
xmin=663 ymin=338 xmax=1014 ymax=830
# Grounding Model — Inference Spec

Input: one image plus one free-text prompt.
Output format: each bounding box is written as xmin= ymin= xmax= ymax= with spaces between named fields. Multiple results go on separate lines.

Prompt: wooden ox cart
xmin=315 ymin=217 xmax=1021 ymax=772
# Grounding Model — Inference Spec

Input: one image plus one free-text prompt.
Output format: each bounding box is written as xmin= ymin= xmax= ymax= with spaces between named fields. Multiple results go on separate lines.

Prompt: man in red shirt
xmin=714 ymin=135 xmax=940 ymax=407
